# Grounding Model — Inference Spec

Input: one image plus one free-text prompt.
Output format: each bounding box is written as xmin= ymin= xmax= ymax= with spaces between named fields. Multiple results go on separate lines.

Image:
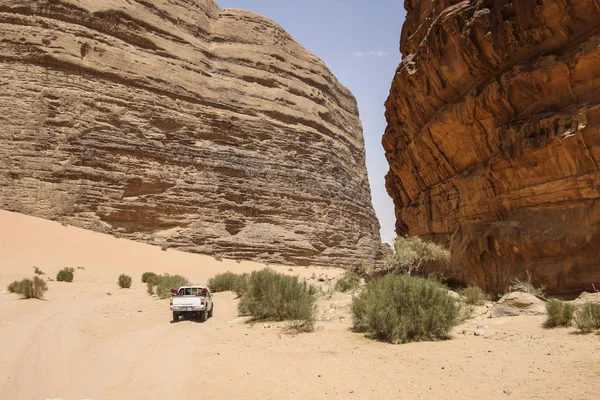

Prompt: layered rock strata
xmin=0 ymin=0 xmax=381 ymax=266
xmin=384 ymin=0 xmax=600 ymax=294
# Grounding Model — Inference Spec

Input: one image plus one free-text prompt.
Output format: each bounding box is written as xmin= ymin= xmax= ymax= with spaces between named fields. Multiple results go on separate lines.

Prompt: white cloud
xmin=352 ymin=50 xmax=388 ymax=58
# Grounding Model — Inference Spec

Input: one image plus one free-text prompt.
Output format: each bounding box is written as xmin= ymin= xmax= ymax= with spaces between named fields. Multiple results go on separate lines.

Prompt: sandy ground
xmin=1 ymin=210 xmax=599 ymax=400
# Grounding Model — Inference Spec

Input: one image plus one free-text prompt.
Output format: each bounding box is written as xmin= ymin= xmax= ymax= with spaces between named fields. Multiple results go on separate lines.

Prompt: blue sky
xmin=218 ymin=0 xmax=407 ymax=244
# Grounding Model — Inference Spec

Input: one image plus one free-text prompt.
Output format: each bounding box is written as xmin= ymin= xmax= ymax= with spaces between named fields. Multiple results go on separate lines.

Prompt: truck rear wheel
xmin=200 ymin=309 xmax=207 ymax=321
xmin=208 ymin=304 xmax=213 ymax=318
xmin=172 ymin=311 xmax=179 ymax=322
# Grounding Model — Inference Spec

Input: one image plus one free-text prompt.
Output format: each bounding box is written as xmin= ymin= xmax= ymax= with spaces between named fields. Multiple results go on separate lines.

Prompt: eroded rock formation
xmin=384 ymin=0 xmax=600 ymax=295
xmin=0 ymin=0 xmax=381 ymax=267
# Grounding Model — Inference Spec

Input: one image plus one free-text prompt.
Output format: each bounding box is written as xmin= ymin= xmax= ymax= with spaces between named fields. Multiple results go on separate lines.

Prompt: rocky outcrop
xmin=491 ymin=293 xmax=546 ymax=318
xmin=0 ymin=0 xmax=381 ymax=267
xmin=384 ymin=0 xmax=600 ymax=295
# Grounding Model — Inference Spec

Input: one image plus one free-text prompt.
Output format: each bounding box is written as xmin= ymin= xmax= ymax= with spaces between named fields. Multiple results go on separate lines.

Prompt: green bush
xmin=56 ymin=267 xmax=75 ymax=282
xmin=238 ymin=269 xmax=317 ymax=330
xmin=118 ymin=274 xmax=132 ymax=289
xmin=141 ymin=272 xmax=157 ymax=283
xmin=459 ymin=286 xmax=489 ymax=306
xmin=7 ymin=280 xmax=22 ymax=293
xmin=155 ymin=274 xmax=191 ymax=299
xmin=334 ymin=270 xmax=361 ymax=292
xmin=351 ymin=274 xmax=460 ymax=344
xmin=381 ymin=236 xmax=450 ymax=276
xmin=146 ymin=281 xmax=156 ymax=295
xmin=545 ymin=299 xmax=574 ymax=327
xmin=33 ymin=266 xmax=45 ymax=275
xmin=8 ymin=277 xmax=47 ymax=299
xmin=145 ymin=273 xmax=161 ymax=295
xmin=22 ymin=277 xmax=48 ymax=299
xmin=573 ymin=303 xmax=600 ymax=333
xmin=208 ymin=272 xmax=249 ymax=296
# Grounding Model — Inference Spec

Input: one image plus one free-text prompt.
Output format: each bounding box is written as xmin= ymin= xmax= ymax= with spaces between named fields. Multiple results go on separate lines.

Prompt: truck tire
xmin=172 ymin=311 xmax=179 ymax=322
xmin=208 ymin=304 xmax=213 ymax=318
xmin=200 ymin=309 xmax=207 ymax=322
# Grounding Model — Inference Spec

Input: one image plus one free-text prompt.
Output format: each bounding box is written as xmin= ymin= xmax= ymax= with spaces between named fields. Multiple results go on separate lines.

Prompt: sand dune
xmin=1 ymin=210 xmax=599 ymax=399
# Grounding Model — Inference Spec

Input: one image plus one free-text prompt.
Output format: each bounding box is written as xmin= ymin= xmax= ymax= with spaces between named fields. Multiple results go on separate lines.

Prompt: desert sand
xmin=1 ymin=210 xmax=598 ymax=400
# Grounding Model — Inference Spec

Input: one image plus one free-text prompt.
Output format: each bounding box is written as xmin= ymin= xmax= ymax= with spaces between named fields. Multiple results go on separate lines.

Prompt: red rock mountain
xmin=384 ymin=0 xmax=600 ymax=294
xmin=0 ymin=0 xmax=381 ymax=267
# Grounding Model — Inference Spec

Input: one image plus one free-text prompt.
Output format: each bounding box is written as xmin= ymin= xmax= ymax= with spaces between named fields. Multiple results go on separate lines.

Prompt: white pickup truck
xmin=170 ymin=286 xmax=214 ymax=322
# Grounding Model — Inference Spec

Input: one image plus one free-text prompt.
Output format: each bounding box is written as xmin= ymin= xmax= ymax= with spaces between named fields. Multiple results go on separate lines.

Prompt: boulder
xmin=569 ymin=292 xmax=600 ymax=308
xmin=491 ymin=292 xmax=547 ymax=318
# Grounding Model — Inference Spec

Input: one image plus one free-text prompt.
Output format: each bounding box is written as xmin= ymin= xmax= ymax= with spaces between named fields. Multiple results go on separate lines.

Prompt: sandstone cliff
xmin=384 ymin=0 xmax=600 ymax=295
xmin=0 ymin=0 xmax=381 ymax=267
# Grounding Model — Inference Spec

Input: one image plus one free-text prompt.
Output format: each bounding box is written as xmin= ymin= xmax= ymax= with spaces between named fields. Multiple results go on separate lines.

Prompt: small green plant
xmin=509 ymin=271 xmax=546 ymax=298
xmin=118 ymin=274 xmax=132 ymax=289
xmin=545 ymin=299 xmax=574 ymax=327
xmin=334 ymin=270 xmax=361 ymax=292
xmin=33 ymin=266 xmax=45 ymax=275
xmin=459 ymin=286 xmax=489 ymax=306
xmin=155 ymin=274 xmax=191 ymax=299
xmin=351 ymin=274 xmax=459 ymax=344
xmin=8 ymin=277 xmax=47 ymax=299
xmin=141 ymin=272 xmax=157 ymax=283
xmin=56 ymin=267 xmax=75 ymax=282
xmin=207 ymin=272 xmax=249 ymax=296
xmin=573 ymin=303 xmax=600 ymax=333
xmin=238 ymin=268 xmax=317 ymax=331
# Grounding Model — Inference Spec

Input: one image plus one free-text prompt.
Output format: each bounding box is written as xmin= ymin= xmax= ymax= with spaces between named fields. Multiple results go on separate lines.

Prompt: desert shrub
xmin=155 ymin=274 xmax=191 ymax=299
xmin=146 ymin=281 xmax=156 ymax=295
xmin=381 ymin=236 xmax=449 ymax=276
xmin=22 ymin=277 xmax=48 ymax=299
xmin=56 ymin=267 xmax=75 ymax=282
xmin=141 ymin=272 xmax=157 ymax=283
xmin=459 ymin=286 xmax=489 ymax=306
xmin=573 ymin=303 xmax=600 ymax=333
xmin=145 ymin=273 xmax=161 ymax=295
xmin=351 ymin=274 xmax=460 ymax=344
xmin=334 ymin=270 xmax=361 ymax=292
xmin=238 ymin=268 xmax=317 ymax=330
xmin=8 ymin=277 xmax=47 ymax=299
xmin=352 ymin=260 xmax=374 ymax=277
xmin=118 ymin=274 xmax=132 ymax=289
xmin=33 ymin=266 xmax=45 ymax=275
xmin=7 ymin=280 xmax=23 ymax=293
xmin=283 ymin=319 xmax=315 ymax=335
xmin=208 ymin=272 xmax=248 ymax=296
xmin=545 ymin=299 xmax=574 ymax=327
xmin=509 ymin=271 xmax=546 ymax=298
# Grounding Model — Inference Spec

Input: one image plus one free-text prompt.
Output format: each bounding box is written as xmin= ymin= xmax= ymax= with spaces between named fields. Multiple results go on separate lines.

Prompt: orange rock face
xmin=384 ymin=0 xmax=600 ymax=295
xmin=0 ymin=0 xmax=381 ymax=267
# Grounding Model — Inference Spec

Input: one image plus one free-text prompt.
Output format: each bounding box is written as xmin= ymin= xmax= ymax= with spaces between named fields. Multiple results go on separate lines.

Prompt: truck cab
xmin=170 ymin=286 xmax=214 ymax=322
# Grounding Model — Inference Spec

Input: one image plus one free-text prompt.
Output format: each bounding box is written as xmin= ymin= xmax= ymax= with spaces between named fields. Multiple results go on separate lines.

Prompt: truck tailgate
xmin=173 ymin=297 xmax=202 ymax=307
